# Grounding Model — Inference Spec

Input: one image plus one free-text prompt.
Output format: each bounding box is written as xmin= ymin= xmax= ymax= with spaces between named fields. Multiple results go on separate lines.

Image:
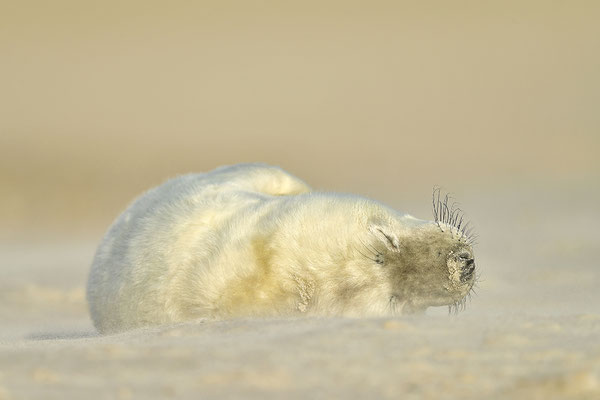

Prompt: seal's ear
xmin=368 ymin=220 xmax=401 ymax=252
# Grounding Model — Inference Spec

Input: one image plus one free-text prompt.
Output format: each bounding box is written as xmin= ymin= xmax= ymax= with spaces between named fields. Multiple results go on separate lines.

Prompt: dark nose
xmin=460 ymin=259 xmax=475 ymax=282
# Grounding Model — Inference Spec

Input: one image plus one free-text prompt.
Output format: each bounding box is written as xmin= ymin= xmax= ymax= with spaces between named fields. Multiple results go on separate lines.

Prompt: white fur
xmin=87 ymin=163 xmax=432 ymax=333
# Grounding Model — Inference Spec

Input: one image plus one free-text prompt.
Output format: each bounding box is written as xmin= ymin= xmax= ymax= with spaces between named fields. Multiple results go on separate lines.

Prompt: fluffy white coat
xmin=87 ymin=163 xmax=474 ymax=333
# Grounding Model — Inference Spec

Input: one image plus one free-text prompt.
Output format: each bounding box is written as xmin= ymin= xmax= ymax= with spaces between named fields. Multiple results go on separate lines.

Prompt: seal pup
xmin=87 ymin=163 xmax=477 ymax=333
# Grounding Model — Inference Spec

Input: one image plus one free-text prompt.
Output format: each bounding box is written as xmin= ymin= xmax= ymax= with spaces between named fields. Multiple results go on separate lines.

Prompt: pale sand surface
xmin=1 ymin=186 xmax=599 ymax=399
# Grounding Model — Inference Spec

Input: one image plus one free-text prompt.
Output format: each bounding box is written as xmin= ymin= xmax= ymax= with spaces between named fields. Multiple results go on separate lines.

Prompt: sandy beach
xmin=2 ymin=184 xmax=599 ymax=399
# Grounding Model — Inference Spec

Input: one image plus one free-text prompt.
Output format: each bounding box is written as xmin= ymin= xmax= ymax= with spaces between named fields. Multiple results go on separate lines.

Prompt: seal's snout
xmin=460 ymin=259 xmax=475 ymax=282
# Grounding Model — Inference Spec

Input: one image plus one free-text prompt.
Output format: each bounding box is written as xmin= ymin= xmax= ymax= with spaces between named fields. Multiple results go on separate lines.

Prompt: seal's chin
xmin=405 ymin=285 xmax=471 ymax=310
xmin=432 ymin=277 xmax=475 ymax=309
xmin=429 ymin=293 xmax=466 ymax=307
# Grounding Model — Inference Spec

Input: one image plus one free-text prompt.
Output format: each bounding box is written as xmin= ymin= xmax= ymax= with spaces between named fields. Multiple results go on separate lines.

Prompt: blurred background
xmin=2 ymin=0 xmax=598 ymax=241
xmin=2 ymin=0 xmax=600 ymax=327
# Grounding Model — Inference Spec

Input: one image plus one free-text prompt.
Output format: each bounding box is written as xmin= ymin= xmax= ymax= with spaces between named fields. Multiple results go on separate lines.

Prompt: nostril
xmin=461 ymin=260 xmax=475 ymax=278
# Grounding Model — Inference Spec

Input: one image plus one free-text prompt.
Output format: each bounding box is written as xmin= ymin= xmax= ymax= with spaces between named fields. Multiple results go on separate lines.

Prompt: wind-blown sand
xmin=1 ymin=186 xmax=599 ymax=400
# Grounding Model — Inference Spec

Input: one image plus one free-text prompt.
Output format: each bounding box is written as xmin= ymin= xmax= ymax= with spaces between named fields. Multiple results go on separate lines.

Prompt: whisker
xmin=431 ymin=187 xmax=477 ymax=247
xmin=432 ymin=187 xmax=441 ymax=223
xmin=456 ymin=214 xmax=464 ymax=231
xmin=358 ymin=237 xmax=381 ymax=258
xmin=354 ymin=245 xmax=378 ymax=263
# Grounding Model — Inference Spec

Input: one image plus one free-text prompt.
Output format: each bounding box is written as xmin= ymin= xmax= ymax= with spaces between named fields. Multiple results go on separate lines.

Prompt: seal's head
xmin=358 ymin=189 xmax=477 ymax=314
